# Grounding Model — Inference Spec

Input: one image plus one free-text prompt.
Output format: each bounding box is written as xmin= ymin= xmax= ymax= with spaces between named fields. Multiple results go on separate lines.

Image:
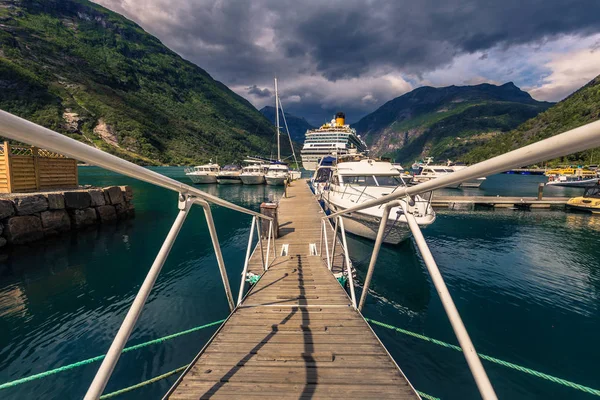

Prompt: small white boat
xmin=240 ymin=164 xmax=266 ymax=185
xmin=185 ymin=163 xmax=220 ymax=184
xmin=392 ymin=163 xmax=413 ymax=185
xmin=547 ymin=176 xmax=600 ymax=188
xmin=265 ymin=162 xmax=289 ymax=186
xmin=448 ymin=163 xmax=486 ymax=188
xmin=217 ymin=165 xmax=242 ymax=184
xmin=412 ymin=164 xmax=461 ymax=189
xmin=318 ymin=157 xmax=436 ymax=244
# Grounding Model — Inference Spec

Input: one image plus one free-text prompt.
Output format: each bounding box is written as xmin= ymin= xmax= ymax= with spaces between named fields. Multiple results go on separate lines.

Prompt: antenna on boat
xmin=278 ymin=96 xmax=301 ymax=171
xmin=275 ymin=77 xmax=281 ymax=161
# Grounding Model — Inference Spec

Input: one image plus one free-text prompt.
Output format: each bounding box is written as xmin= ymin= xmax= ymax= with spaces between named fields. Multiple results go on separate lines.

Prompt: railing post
xmin=401 ymin=203 xmax=498 ymax=400
xmin=322 ymin=220 xmax=331 ymax=270
xmin=256 ymin=217 xmax=265 ymax=271
xmin=270 ymin=220 xmax=277 ymax=260
xmin=358 ymin=204 xmax=392 ymax=311
xmin=265 ymin=221 xmax=273 ymax=270
xmin=200 ymin=201 xmax=235 ymax=312
xmin=237 ymin=216 xmax=256 ymax=306
xmin=318 ymin=217 xmax=324 ymax=256
xmin=330 ymin=217 xmax=339 ymax=269
xmin=337 ymin=216 xmax=357 ymax=308
xmin=84 ymin=195 xmax=192 ymax=400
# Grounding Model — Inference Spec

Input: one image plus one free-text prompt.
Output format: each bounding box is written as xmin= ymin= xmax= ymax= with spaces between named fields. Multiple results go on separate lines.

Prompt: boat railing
xmin=0 ymin=110 xmax=276 ymax=400
xmin=318 ymin=118 xmax=600 ymax=400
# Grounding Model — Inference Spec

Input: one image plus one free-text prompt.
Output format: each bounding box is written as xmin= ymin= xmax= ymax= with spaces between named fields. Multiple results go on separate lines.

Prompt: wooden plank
xmin=167 ymin=182 xmax=418 ymax=399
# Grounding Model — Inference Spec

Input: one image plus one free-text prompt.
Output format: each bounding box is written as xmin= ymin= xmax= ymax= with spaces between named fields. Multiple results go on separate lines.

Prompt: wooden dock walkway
xmin=166 ymin=181 xmax=419 ymax=399
xmin=432 ymin=195 xmax=569 ymax=210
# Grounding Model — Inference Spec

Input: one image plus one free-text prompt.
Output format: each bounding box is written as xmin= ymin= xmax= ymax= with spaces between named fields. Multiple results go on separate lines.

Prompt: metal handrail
xmin=0 ymin=110 xmax=272 ymax=220
xmin=323 ymin=119 xmax=600 ymax=219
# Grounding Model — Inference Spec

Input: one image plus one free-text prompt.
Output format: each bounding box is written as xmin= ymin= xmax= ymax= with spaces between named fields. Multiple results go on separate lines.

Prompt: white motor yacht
xmin=184 ymin=162 xmax=220 ymax=184
xmin=217 ymin=164 xmax=242 ymax=184
xmin=320 ymin=158 xmax=436 ymax=244
xmin=265 ymin=162 xmax=289 ymax=186
xmin=412 ymin=158 xmax=461 ymax=189
xmin=240 ymin=163 xmax=266 ymax=185
xmin=447 ymin=162 xmax=486 ymax=188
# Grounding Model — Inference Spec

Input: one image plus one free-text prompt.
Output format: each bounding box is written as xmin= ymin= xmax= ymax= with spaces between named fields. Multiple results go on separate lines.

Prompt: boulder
xmin=69 ymin=208 xmax=97 ymax=229
xmin=47 ymin=193 xmax=65 ymax=210
xmin=89 ymin=189 xmax=106 ymax=206
xmin=96 ymin=205 xmax=117 ymax=222
xmin=0 ymin=237 xmax=6 ymax=248
xmin=64 ymin=191 xmax=91 ymax=209
xmin=14 ymin=195 xmax=48 ymax=215
xmin=0 ymin=200 xmax=15 ymax=219
xmin=4 ymin=216 xmax=44 ymax=244
xmin=104 ymin=186 xmax=124 ymax=204
xmin=119 ymin=185 xmax=133 ymax=202
xmin=40 ymin=210 xmax=71 ymax=235
xmin=114 ymin=203 xmax=128 ymax=219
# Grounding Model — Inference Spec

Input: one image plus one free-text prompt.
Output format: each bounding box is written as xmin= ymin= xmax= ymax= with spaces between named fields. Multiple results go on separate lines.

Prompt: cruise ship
xmin=300 ymin=112 xmax=368 ymax=171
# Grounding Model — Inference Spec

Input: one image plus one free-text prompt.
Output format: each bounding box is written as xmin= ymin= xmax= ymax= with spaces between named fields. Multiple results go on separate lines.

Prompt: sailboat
xmin=265 ymin=78 xmax=291 ymax=186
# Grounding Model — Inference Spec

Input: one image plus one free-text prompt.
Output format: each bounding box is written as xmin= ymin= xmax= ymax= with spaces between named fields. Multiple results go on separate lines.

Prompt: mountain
xmin=462 ymin=75 xmax=600 ymax=164
xmin=0 ymin=0 xmax=278 ymax=165
xmin=260 ymin=106 xmax=314 ymax=143
xmin=352 ymin=82 xmax=553 ymax=164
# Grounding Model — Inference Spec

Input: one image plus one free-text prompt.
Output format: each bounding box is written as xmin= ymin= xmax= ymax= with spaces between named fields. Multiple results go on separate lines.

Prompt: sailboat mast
xmin=275 ymin=77 xmax=280 ymax=161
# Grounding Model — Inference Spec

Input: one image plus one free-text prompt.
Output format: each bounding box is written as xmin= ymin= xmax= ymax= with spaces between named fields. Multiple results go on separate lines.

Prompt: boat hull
xmin=301 ymin=160 xmax=319 ymax=171
xmin=217 ymin=176 xmax=242 ymax=184
xmin=325 ymin=202 xmax=412 ymax=245
xmin=265 ymin=176 xmax=287 ymax=186
xmin=460 ymin=179 xmax=485 ymax=188
xmin=547 ymin=178 xmax=599 ymax=188
xmin=412 ymin=176 xmax=461 ymax=189
xmin=240 ymin=175 xmax=265 ymax=185
xmin=187 ymin=174 xmax=217 ymax=184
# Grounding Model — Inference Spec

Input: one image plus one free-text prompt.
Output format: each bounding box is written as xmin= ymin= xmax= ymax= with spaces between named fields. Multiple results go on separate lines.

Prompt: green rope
xmin=0 ymin=319 xmax=225 ymax=390
xmin=418 ymin=391 xmax=441 ymax=400
xmin=99 ymin=365 xmax=188 ymax=399
xmin=366 ymin=318 xmax=600 ymax=397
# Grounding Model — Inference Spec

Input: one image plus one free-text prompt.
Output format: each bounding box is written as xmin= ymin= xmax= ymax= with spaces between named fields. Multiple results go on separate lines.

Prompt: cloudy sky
xmin=95 ymin=0 xmax=600 ymax=125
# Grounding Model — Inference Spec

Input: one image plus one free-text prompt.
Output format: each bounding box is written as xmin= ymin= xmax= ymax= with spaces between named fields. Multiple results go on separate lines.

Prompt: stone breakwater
xmin=0 ymin=186 xmax=134 ymax=247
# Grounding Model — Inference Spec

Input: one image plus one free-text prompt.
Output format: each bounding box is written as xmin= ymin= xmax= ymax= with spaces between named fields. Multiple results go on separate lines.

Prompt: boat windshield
xmin=314 ymin=168 xmax=332 ymax=182
xmin=342 ymin=175 xmax=404 ymax=187
xmin=584 ymin=185 xmax=600 ymax=198
xmin=222 ymin=165 xmax=241 ymax=171
xmin=374 ymin=176 xmax=405 ymax=187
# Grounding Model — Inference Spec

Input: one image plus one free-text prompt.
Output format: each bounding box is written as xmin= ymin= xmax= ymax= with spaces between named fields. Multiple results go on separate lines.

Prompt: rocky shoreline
xmin=0 ymin=186 xmax=134 ymax=247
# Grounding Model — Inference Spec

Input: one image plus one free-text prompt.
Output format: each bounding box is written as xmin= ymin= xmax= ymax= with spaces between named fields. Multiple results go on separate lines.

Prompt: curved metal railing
xmin=318 ymin=118 xmax=600 ymax=400
xmin=0 ymin=110 xmax=276 ymax=399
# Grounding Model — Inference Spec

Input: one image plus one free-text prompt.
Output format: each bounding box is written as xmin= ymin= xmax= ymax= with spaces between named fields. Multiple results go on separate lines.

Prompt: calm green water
xmin=0 ymin=168 xmax=599 ymax=399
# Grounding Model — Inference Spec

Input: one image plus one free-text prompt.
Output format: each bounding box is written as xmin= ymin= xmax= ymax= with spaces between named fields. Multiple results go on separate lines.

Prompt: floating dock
xmin=166 ymin=181 xmax=419 ymax=399
xmin=432 ymin=196 xmax=569 ymax=210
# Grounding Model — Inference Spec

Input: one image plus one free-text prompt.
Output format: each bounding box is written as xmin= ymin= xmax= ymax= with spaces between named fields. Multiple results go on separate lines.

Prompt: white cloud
xmin=527 ymin=47 xmax=600 ymax=101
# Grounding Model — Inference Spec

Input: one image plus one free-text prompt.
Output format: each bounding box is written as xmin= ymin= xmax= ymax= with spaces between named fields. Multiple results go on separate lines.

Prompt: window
xmin=342 ymin=175 xmax=378 ymax=186
xmin=375 ymin=176 xmax=404 ymax=186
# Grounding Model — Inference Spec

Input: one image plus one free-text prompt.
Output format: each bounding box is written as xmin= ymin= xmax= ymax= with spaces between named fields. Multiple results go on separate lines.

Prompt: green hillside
xmin=462 ymin=74 xmax=600 ymax=165
xmin=352 ymin=83 xmax=552 ymax=164
xmin=0 ymin=0 xmax=277 ymax=165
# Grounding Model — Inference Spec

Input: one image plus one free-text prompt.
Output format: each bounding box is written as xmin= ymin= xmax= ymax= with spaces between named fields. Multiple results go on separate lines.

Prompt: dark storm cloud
xmin=95 ymin=0 xmax=600 ymax=122
xmin=247 ymin=85 xmax=272 ymax=98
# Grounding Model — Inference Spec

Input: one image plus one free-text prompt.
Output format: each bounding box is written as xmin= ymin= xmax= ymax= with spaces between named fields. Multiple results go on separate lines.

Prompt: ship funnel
xmin=335 ymin=112 xmax=345 ymax=126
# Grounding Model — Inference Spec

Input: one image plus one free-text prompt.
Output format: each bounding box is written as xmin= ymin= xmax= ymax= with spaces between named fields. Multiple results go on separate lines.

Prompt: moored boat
xmin=547 ymin=167 xmax=598 ymax=187
xmin=217 ymin=164 xmax=242 ymax=184
xmin=265 ymin=162 xmax=289 ymax=186
xmin=317 ymin=156 xmax=435 ymax=244
xmin=184 ymin=162 xmax=220 ymax=184
xmin=567 ymin=184 xmax=600 ymax=213
xmin=240 ymin=163 xmax=266 ymax=185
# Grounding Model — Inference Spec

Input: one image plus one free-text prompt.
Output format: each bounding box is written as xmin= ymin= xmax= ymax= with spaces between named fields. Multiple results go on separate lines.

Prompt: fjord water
xmin=0 ymin=169 xmax=599 ymax=399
